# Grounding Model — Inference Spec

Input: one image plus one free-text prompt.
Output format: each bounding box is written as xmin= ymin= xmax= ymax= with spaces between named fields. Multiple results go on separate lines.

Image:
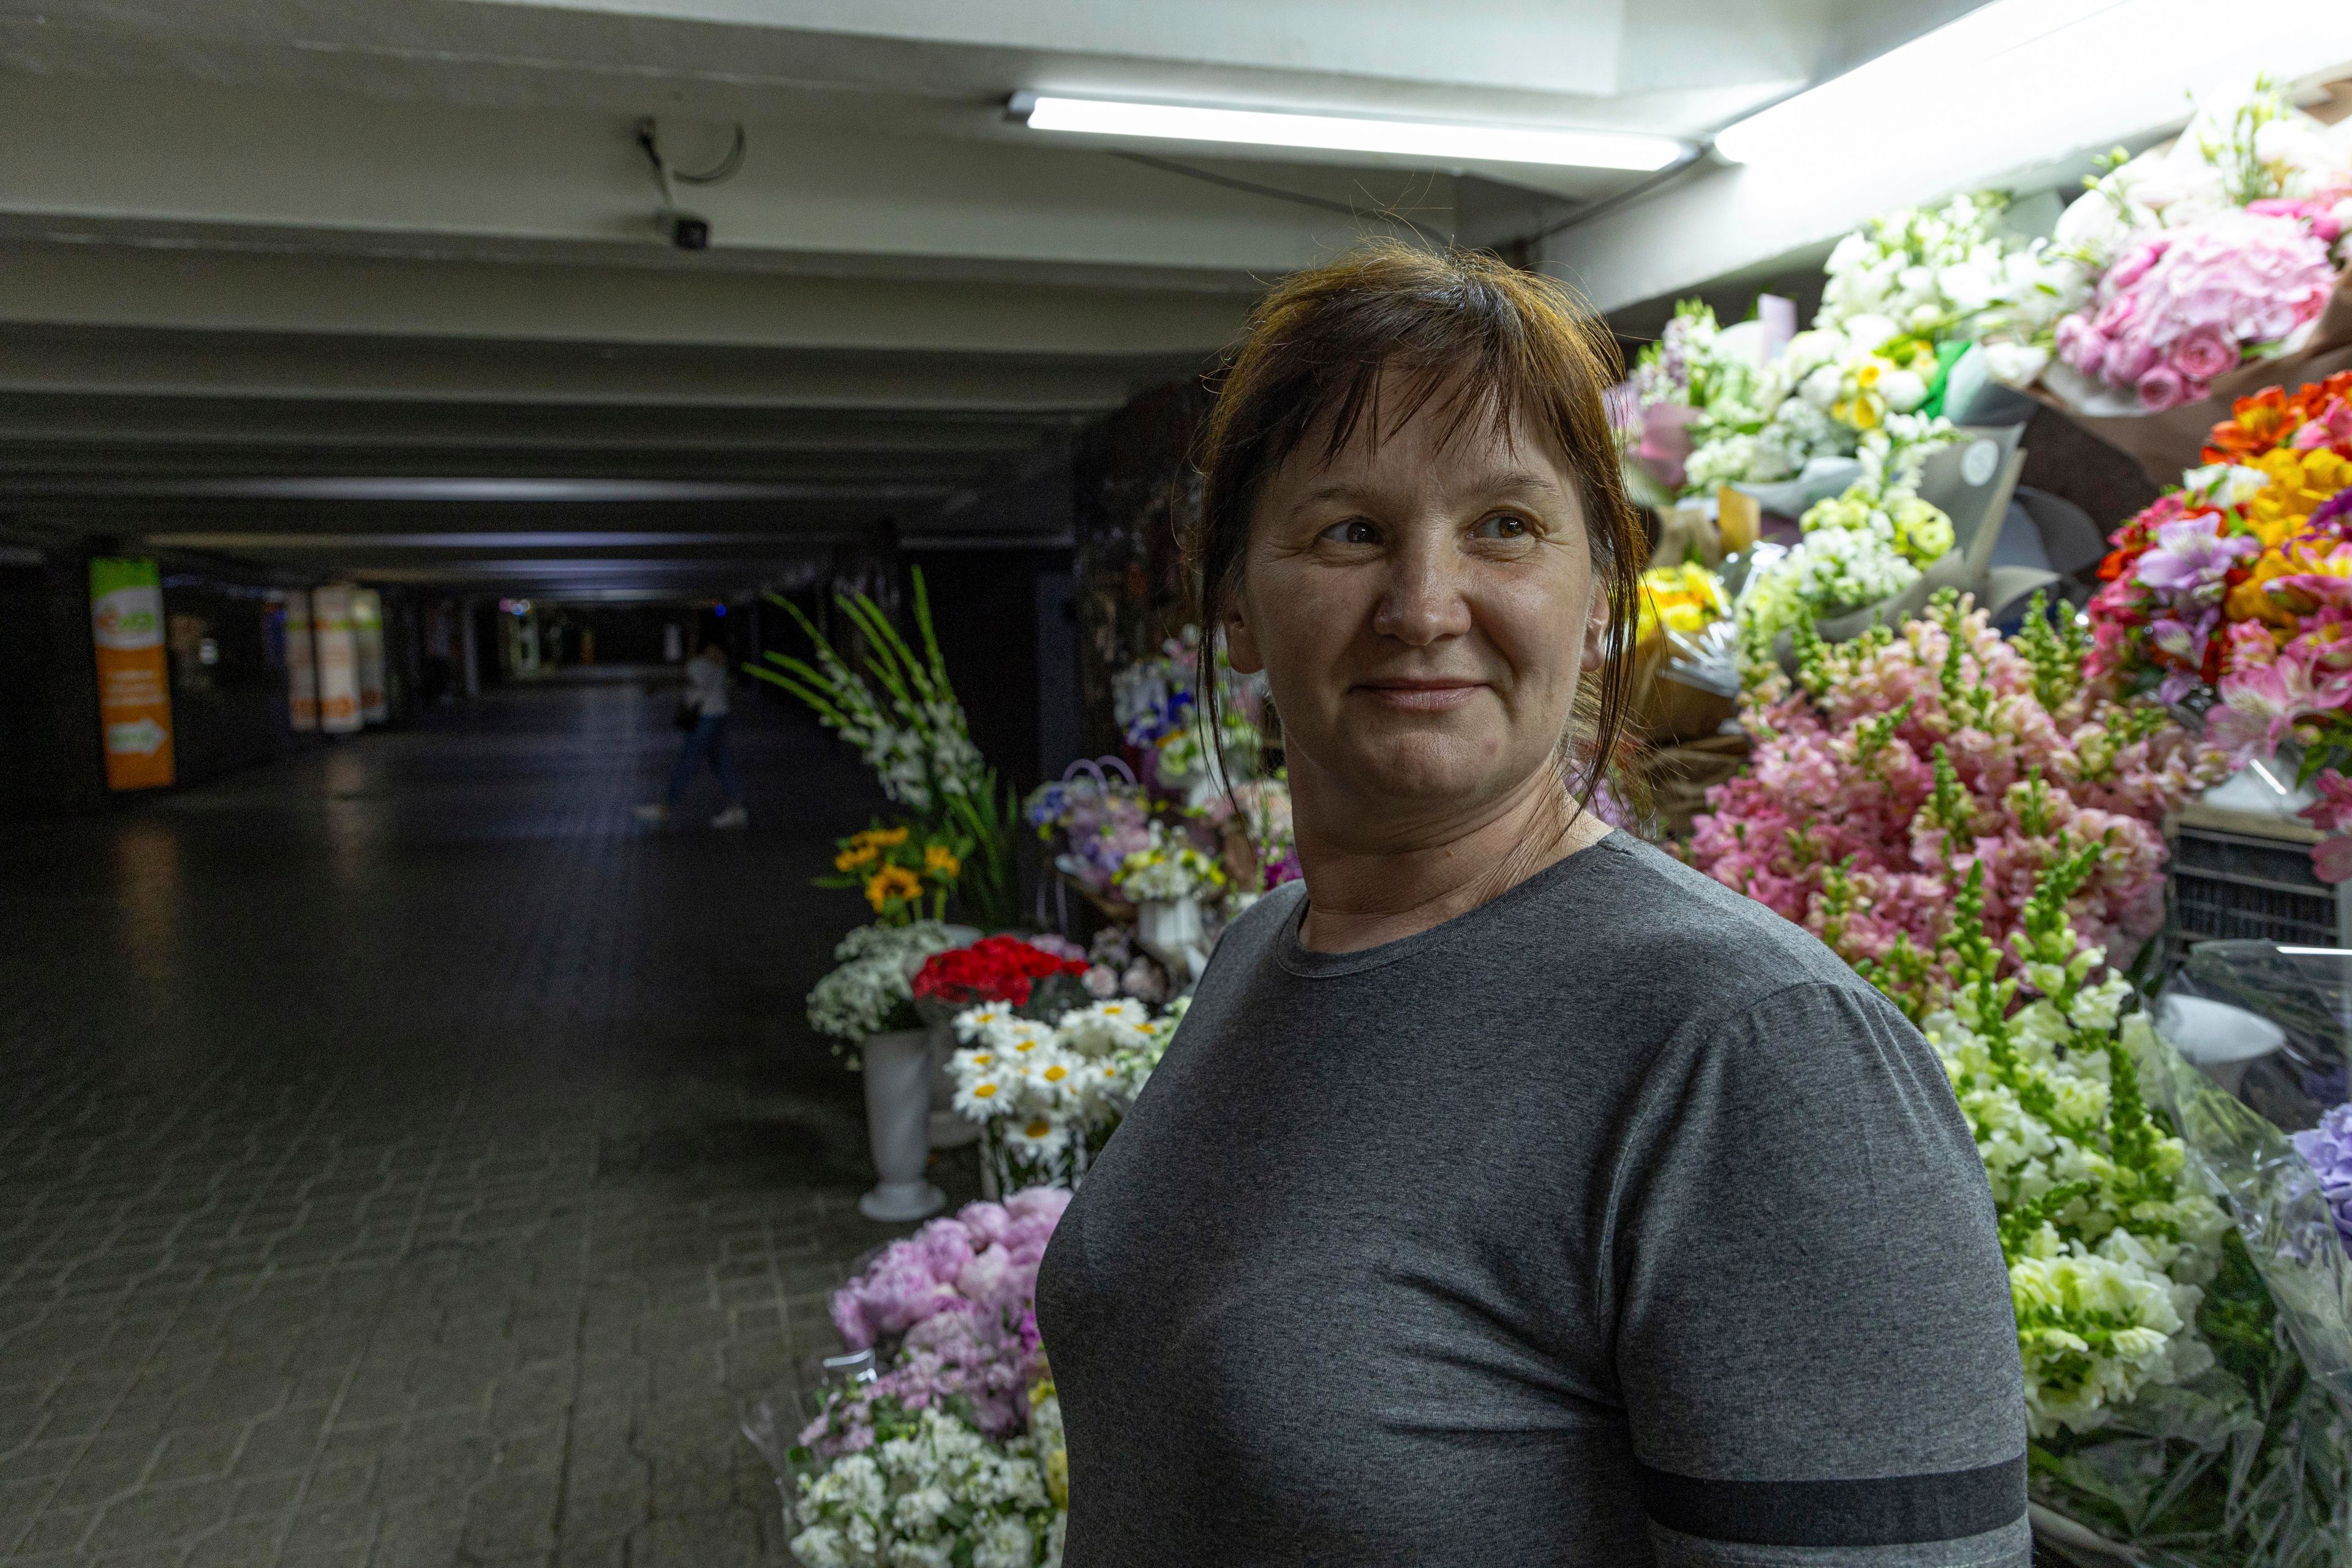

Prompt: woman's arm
xmin=1613 ymin=980 xmax=2029 ymax=1568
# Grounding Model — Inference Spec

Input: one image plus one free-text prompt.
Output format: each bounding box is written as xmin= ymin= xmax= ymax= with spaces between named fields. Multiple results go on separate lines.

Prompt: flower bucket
xmin=858 ymin=1026 xmax=945 ymax=1222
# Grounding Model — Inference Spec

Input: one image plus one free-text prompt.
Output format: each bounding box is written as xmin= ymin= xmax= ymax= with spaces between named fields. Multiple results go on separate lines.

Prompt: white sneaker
xmin=710 ymin=804 xmax=749 ymax=829
xmin=633 ymin=803 xmax=668 ymax=824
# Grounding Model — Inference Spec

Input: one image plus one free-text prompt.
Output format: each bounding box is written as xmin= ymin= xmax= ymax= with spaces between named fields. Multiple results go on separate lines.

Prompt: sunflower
xmin=864 ymin=864 xmax=922 ymax=913
xmin=924 ymin=842 xmax=962 ymax=880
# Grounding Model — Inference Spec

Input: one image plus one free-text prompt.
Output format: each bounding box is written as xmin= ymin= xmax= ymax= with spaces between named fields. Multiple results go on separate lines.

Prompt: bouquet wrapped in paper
xmin=2041 ymin=81 xmax=2352 ymax=483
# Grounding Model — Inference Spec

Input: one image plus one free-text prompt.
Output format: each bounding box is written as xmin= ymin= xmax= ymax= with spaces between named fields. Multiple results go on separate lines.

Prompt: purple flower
xmin=2293 ymin=1102 xmax=2352 ymax=1258
xmin=2149 ymin=606 xmax=2220 ymax=669
xmin=2134 ymin=516 xmax=2260 ymax=596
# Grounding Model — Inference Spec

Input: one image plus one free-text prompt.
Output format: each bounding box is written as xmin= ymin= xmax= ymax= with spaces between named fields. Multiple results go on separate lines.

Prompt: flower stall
xmin=1679 ymin=581 xmax=2352 ymax=1563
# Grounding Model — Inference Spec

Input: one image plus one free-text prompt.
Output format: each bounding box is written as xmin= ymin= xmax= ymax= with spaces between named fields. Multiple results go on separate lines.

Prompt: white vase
xmin=858 ymin=1027 xmax=946 ymax=1222
xmin=1136 ymin=896 xmax=1208 ymax=986
xmin=925 ymin=1020 xmax=981 ymax=1150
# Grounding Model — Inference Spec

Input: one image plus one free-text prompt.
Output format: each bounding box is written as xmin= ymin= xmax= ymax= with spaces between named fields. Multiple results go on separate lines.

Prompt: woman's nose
xmin=1371 ymin=535 xmax=1474 ymax=646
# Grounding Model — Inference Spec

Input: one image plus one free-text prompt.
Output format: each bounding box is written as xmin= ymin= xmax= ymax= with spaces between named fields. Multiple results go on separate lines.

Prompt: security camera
xmin=636 ymin=117 xmax=742 ymax=255
xmin=658 ymin=208 xmax=711 ymax=250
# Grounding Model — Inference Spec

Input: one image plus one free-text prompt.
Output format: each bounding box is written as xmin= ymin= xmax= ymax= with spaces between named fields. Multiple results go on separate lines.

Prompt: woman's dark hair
xmin=1189 ymin=241 xmax=1646 ymax=809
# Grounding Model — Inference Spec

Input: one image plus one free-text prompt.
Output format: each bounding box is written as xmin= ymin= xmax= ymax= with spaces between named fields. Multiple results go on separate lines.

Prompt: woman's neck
xmin=1289 ymin=767 xmax=1610 ymax=954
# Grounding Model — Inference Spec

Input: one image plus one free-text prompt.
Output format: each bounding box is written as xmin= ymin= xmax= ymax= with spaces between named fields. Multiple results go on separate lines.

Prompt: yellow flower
xmin=924 ymin=843 xmax=962 ymax=880
xmin=834 ymin=843 xmax=877 ymax=872
xmin=1635 ymin=562 xmax=1728 ymax=645
xmin=2229 ymin=548 xmax=2305 ymax=629
xmin=2247 ymin=448 xmax=2352 ymax=540
xmin=864 ymin=865 xmax=921 ymax=913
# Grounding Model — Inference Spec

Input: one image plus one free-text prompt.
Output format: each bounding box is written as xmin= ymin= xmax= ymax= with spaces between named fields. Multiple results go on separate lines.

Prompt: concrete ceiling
xmin=0 ymin=0 xmax=1980 ymax=598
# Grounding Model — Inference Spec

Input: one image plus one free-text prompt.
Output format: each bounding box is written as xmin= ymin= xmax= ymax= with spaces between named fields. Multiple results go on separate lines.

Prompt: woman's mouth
xmin=1354 ymin=679 xmax=1485 ymax=712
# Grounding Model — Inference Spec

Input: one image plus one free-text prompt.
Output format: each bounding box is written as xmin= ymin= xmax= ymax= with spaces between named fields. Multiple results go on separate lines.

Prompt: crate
xmin=2168 ymin=802 xmax=2348 ymax=959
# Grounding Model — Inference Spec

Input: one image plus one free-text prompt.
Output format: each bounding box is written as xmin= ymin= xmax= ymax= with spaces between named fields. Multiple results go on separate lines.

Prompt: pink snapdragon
xmin=1687 ymin=600 xmax=2223 ymax=1006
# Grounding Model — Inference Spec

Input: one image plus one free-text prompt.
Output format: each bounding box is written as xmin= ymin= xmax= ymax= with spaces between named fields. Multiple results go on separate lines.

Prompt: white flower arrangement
xmin=1664 ymin=192 xmax=2071 ymax=499
xmin=1817 ymin=190 xmax=2084 ymax=367
xmin=948 ymin=997 xmax=1189 ymax=1191
xmin=1735 ymin=472 xmax=1945 ymax=645
xmin=1922 ymin=858 xmax=2227 ymax=1437
xmin=788 ymin=1404 xmax=1060 ymax=1568
xmin=1111 ymin=824 xmax=1226 ymax=905
xmin=807 ymin=921 xmax=962 ymax=1055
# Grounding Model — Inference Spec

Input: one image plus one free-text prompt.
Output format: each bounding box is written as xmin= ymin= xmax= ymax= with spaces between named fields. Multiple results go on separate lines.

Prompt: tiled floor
xmin=0 ymin=671 xmax=969 ymax=1567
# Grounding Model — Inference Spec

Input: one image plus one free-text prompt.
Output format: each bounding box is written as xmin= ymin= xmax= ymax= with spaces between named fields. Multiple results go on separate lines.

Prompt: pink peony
xmin=2057 ymin=209 xmax=2337 ymax=405
xmin=2136 ymin=363 xmax=2194 ymax=412
xmin=2174 ymin=325 xmax=2241 ymax=381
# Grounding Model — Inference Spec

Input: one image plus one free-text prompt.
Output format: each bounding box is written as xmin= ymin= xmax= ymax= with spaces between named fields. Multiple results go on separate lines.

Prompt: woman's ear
xmin=1579 ymin=573 xmax=1613 ymax=671
xmin=1225 ymin=596 xmax=1264 ymax=676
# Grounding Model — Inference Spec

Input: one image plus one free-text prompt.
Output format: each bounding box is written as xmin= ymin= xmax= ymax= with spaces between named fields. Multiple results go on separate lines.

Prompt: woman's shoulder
xmin=1541 ymin=833 xmax=1863 ymax=992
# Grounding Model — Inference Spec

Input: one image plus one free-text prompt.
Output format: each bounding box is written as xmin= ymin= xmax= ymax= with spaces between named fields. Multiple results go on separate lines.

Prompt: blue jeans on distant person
xmin=666 ymin=714 xmax=742 ymax=805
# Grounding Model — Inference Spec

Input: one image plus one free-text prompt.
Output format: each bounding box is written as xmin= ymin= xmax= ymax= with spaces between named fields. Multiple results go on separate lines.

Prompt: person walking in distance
xmin=637 ymin=640 xmax=748 ymax=828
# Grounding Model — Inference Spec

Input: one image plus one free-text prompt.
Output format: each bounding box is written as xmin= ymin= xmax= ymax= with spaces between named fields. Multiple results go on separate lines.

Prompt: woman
xmin=1035 ymin=246 xmax=2028 ymax=1567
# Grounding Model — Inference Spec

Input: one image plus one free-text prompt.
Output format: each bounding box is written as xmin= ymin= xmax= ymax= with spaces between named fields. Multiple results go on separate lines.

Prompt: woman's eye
xmin=1477 ymin=513 xmax=1531 ymax=540
xmin=1319 ymin=518 xmax=1379 ymax=546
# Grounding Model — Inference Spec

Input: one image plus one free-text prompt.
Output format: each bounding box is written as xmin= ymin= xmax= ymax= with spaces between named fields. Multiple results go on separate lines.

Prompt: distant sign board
xmin=88 ymin=557 xmax=176 ymax=791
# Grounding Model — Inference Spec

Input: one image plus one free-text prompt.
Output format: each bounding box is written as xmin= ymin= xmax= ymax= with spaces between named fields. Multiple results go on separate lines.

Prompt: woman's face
xmin=1227 ymin=383 xmax=1607 ymax=829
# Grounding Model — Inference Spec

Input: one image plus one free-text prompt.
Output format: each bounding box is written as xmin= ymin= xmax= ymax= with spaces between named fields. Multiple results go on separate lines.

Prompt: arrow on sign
xmin=107 ymin=718 xmax=167 ymax=755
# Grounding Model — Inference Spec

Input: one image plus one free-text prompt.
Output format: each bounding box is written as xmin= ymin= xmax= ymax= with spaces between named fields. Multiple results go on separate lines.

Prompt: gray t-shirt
xmin=1035 ymin=831 xmax=2029 ymax=1567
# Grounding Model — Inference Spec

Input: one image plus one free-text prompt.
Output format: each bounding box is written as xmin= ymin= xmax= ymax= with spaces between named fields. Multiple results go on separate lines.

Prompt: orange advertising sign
xmin=89 ymin=557 xmax=176 ymax=790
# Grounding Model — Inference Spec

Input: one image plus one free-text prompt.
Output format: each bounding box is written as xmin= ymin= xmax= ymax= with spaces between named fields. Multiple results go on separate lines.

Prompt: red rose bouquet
xmin=912 ymin=936 xmax=1087 ymax=1010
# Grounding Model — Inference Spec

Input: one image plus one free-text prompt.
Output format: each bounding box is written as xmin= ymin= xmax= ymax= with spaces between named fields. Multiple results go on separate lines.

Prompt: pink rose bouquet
xmin=1686 ymin=593 xmax=2223 ymax=1017
xmin=2054 ymin=209 xmax=2337 ymax=412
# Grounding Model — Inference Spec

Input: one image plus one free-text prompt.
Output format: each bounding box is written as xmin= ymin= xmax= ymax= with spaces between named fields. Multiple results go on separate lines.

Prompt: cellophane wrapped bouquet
xmin=750 ymin=1189 xmax=1074 ymax=1568
xmin=2051 ymin=82 xmax=2352 ymax=413
xmin=1621 ymin=191 xmax=2075 ymax=505
xmin=1109 ymin=627 xmax=1266 ymax=810
xmin=2085 ymin=371 xmax=2352 ymax=878
xmin=947 ymin=997 xmax=1188 ymax=1192
xmin=1691 ymin=592 xmax=2223 ymax=1003
xmin=1735 ymin=476 xmax=1957 ymax=645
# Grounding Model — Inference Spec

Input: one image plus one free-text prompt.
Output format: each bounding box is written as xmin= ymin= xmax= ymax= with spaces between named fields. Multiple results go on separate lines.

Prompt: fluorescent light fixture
xmin=1711 ymin=0 xmax=2352 ymax=173
xmin=1715 ymin=0 xmax=2124 ymax=164
xmin=1013 ymin=93 xmax=1686 ymax=172
xmin=2280 ymin=946 xmax=2352 ymax=957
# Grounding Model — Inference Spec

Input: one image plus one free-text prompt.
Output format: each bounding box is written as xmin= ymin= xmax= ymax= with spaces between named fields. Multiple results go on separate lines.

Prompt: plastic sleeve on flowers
xmin=1610 ymin=979 xmax=2028 ymax=1559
